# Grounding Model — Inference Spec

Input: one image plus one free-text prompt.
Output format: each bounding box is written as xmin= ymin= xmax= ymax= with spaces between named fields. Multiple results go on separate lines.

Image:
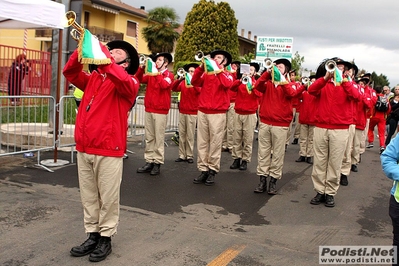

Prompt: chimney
xmin=140 ymin=6 xmax=145 ymax=10
xmin=254 ymin=35 xmax=257 ymax=42
xmin=241 ymin=29 xmax=244 ymax=37
xmin=248 ymin=31 xmax=252 ymax=40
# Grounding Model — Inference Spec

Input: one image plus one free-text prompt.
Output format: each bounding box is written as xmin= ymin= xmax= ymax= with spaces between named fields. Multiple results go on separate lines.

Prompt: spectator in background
xmin=385 ymin=86 xmax=399 ymax=146
xmin=8 ymin=53 xmax=28 ymax=106
xmin=383 ymin=85 xmax=394 ymax=99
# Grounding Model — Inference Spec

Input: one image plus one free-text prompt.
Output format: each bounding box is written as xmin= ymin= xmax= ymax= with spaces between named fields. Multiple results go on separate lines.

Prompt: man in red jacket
xmin=63 ymin=40 xmax=139 ymax=262
xmin=253 ymin=58 xmax=304 ymax=195
xmin=191 ymin=49 xmax=234 ymax=185
xmin=171 ymin=63 xmax=200 ymax=164
xmin=308 ymin=58 xmax=362 ymax=208
xmin=136 ymin=52 xmax=174 ymax=175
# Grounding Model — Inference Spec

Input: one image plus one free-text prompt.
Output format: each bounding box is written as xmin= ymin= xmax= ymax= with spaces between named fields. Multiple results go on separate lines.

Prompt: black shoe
xmin=295 ymin=156 xmax=306 ymax=162
xmin=230 ymin=158 xmax=241 ymax=169
xmin=175 ymin=158 xmax=186 ymax=162
xmin=267 ymin=177 xmax=278 ymax=195
xmin=88 ymin=236 xmax=112 ymax=262
xmin=187 ymin=158 xmax=194 ymax=164
xmin=292 ymin=138 xmax=298 ymax=144
xmin=351 ymin=164 xmax=358 ymax=172
xmin=239 ymin=160 xmax=247 ymax=170
xmin=325 ymin=194 xmax=335 ymax=207
xmin=70 ymin=232 xmax=100 ymax=257
xmin=123 ymin=153 xmax=128 ymax=159
xmin=340 ymin=174 xmax=348 ymax=186
xmin=254 ymin=175 xmax=267 ymax=193
xmin=150 ymin=163 xmax=161 ymax=175
xmin=380 ymin=147 xmax=385 ymax=154
xmin=193 ymin=171 xmax=208 ymax=184
xmin=359 ymin=154 xmax=362 ymax=163
xmin=310 ymin=193 xmax=325 ymax=205
xmin=205 ymin=170 xmax=216 ymax=186
xmin=137 ymin=162 xmax=154 ymax=173
xmin=306 ymin=157 xmax=313 ymax=164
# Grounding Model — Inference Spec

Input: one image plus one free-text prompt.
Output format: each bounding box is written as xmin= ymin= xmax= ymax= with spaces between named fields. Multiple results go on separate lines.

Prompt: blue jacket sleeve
xmin=381 ymin=135 xmax=399 ymax=181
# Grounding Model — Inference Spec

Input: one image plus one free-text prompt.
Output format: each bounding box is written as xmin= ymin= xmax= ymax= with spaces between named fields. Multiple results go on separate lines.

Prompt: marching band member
xmin=359 ymin=73 xmax=373 ymax=157
xmin=287 ymin=69 xmax=301 ymax=146
xmin=229 ymin=62 xmax=261 ymax=171
xmin=308 ymin=58 xmax=362 ymax=208
xmin=136 ymin=52 xmax=174 ymax=176
xmin=191 ymin=49 xmax=234 ymax=186
xmin=63 ymin=40 xmax=139 ymax=262
xmin=253 ymin=58 xmax=305 ymax=195
xmin=172 ymin=63 xmax=201 ymax=164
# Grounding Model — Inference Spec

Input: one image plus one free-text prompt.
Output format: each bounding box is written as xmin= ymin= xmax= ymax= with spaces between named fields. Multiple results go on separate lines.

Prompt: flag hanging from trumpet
xmin=78 ymin=29 xmax=111 ymax=65
xmin=272 ymin=65 xmax=288 ymax=85
xmin=245 ymin=78 xmax=253 ymax=94
xmin=184 ymin=73 xmax=193 ymax=88
xmin=203 ymin=57 xmax=223 ymax=74
xmin=333 ymin=68 xmax=343 ymax=86
xmin=144 ymin=58 xmax=159 ymax=76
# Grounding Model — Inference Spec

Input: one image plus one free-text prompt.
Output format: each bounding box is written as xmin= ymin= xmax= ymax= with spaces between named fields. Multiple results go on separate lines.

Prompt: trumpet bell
xmin=242 ymin=75 xmax=250 ymax=84
xmin=325 ymin=60 xmax=337 ymax=72
xmin=195 ymin=51 xmax=204 ymax=61
xmin=264 ymin=58 xmax=273 ymax=69
xmin=64 ymin=11 xmax=84 ymax=41
xmin=301 ymin=77 xmax=310 ymax=84
xmin=139 ymin=55 xmax=147 ymax=65
xmin=177 ymin=68 xmax=186 ymax=77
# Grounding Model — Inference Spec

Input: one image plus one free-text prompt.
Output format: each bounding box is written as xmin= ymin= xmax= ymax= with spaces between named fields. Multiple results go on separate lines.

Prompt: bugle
xmin=177 ymin=68 xmax=186 ymax=77
xmin=301 ymin=77 xmax=310 ymax=84
xmin=325 ymin=60 xmax=337 ymax=72
xmin=64 ymin=11 xmax=84 ymax=41
xmin=264 ymin=58 xmax=273 ymax=69
xmin=139 ymin=54 xmax=148 ymax=65
xmin=195 ymin=50 xmax=204 ymax=61
xmin=242 ymin=75 xmax=251 ymax=85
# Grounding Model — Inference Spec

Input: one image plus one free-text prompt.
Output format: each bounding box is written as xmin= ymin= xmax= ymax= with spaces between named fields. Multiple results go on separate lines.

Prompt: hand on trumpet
xmin=324 ymin=69 xmax=334 ymax=81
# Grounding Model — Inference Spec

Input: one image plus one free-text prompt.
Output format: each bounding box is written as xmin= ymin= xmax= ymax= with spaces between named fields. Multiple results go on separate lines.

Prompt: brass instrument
xmin=301 ymin=77 xmax=310 ymax=84
xmin=325 ymin=60 xmax=337 ymax=72
xmin=195 ymin=50 xmax=204 ymax=61
xmin=139 ymin=55 xmax=149 ymax=65
xmin=64 ymin=11 xmax=84 ymax=41
xmin=242 ymin=75 xmax=251 ymax=85
xmin=264 ymin=58 xmax=273 ymax=69
xmin=177 ymin=68 xmax=186 ymax=77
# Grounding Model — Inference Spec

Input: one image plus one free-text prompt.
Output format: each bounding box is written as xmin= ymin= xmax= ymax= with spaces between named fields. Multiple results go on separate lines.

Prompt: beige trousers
xmin=351 ymin=129 xmax=363 ymax=165
xmin=178 ymin=113 xmax=197 ymax=160
xmin=222 ymin=103 xmax=235 ymax=150
xmin=144 ymin=112 xmax=167 ymax=164
xmin=341 ymin=124 xmax=356 ymax=175
xmin=257 ymin=122 xmax=289 ymax=179
xmin=299 ymin=124 xmax=315 ymax=157
xmin=359 ymin=118 xmax=370 ymax=154
xmin=77 ymin=152 xmax=123 ymax=237
xmin=311 ymin=127 xmax=349 ymax=196
xmin=232 ymin=113 xmax=257 ymax=162
xmin=197 ymin=111 xmax=226 ymax=172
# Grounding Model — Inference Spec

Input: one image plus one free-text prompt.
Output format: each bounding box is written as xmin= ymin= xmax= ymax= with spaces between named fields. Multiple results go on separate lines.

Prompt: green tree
xmin=371 ymin=72 xmax=390 ymax=88
xmin=141 ymin=7 xmax=180 ymax=55
xmin=291 ymin=51 xmax=304 ymax=73
xmin=174 ymin=0 xmax=240 ymax=64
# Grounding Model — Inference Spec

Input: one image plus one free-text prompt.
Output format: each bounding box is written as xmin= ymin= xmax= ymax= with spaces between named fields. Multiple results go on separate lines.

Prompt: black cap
xmin=183 ymin=63 xmax=199 ymax=72
xmin=210 ymin=49 xmax=232 ymax=66
xmin=107 ymin=40 xmax=139 ymax=75
xmin=273 ymin=58 xmax=291 ymax=73
xmin=249 ymin=62 xmax=260 ymax=72
xmin=153 ymin=52 xmax=173 ymax=64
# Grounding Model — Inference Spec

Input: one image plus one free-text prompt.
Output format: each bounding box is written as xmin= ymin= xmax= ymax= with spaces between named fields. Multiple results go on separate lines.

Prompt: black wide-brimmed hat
xmin=333 ymin=57 xmax=352 ymax=69
xmin=351 ymin=63 xmax=359 ymax=77
xmin=153 ymin=52 xmax=173 ymax=64
xmin=231 ymin=60 xmax=241 ymax=66
xmin=273 ymin=58 xmax=291 ymax=73
xmin=250 ymin=62 xmax=260 ymax=72
xmin=107 ymin=40 xmax=139 ymax=75
xmin=183 ymin=63 xmax=199 ymax=72
xmin=210 ymin=49 xmax=232 ymax=66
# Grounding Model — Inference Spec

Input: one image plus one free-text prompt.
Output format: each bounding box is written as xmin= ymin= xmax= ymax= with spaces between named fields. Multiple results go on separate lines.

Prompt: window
xmin=127 ymin=21 xmax=137 ymax=38
xmin=84 ymin=11 xmax=90 ymax=28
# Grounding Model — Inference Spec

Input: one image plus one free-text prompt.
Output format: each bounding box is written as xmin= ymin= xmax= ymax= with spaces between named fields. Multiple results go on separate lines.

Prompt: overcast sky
xmin=126 ymin=0 xmax=399 ymax=87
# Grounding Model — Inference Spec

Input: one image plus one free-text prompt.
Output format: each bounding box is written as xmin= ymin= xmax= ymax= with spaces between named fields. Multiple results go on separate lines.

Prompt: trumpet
xmin=64 ymin=11 xmax=84 ymax=41
xmin=177 ymin=68 xmax=186 ymax=77
xmin=325 ymin=60 xmax=337 ymax=72
xmin=242 ymin=75 xmax=251 ymax=85
xmin=139 ymin=55 xmax=148 ymax=65
xmin=301 ymin=77 xmax=310 ymax=84
xmin=195 ymin=50 xmax=204 ymax=61
xmin=264 ymin=58 xmax=273 ymax=69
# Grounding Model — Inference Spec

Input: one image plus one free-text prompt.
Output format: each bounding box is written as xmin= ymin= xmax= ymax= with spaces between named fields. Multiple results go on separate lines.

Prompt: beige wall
xmin=0 ymin=29 xmax=43 ymax=51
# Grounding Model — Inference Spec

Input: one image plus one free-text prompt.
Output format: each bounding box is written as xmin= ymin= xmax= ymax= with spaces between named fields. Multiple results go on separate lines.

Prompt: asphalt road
xmin=0 ymin=133 xmax=393 ymax=266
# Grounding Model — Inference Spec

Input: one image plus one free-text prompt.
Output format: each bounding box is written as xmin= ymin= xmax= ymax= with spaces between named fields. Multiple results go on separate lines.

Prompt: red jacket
xmin=308 ymin=77 xmax=362 ymax=129
xmin=191 ymin=66 xmax=233 ymax=114
xmin=230 ymin=77 xmax=260 ymax=115
xmin=355 ymin=85 xmax=377 ymax=130
xmin=63 ymin=49 xmax=139 ymax=157
xmin=171 ymin=78 xmax=200 ymax=115
xmin=298 ymin=89 xmax=317 ymax=125
xmin=135 ymin=67 xmax=174 ymax=114
xmin=254 ymin=72 xmax=305 ymax=127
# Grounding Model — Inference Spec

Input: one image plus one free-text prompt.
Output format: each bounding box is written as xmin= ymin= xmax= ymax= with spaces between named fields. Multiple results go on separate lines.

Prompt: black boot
xmin=295 ymin=156 xmax=306 ymax=162
xmin=292 ymin=138 xmax=298 ymax=144
xmin=351 ymin=164 xmax=358 ymax=172
xmin=239 ymin=160 xmax=247 ymax=170
xmin=193 ymin=171 xmax=208 ymax=184
xmin=325 ymin=194 xmax=335 ymax=207
xmin=306 ymin=157 xmax=313 ymax=164
xmin=205 ymin=170 xmax=216 ymax=186
xmin=340 ymin=174 xmax=348 ymax=186
xmin=88 ymin=236 xmax=112 ymax=262
xmin=150 ymin=163 xmax=161 ymax=176
xmin=70 ymin=232 xmax=100 ymax=257
xmin=137 ymin=162 xmax=154 ymax=173
xmin=310 ymin=193 xmax=325 ymax=205
xmin=268 ymin=177 xmax=278 ymax=195
xmin=230 ymin=158 xmax=241 ymax=169
xmin=254 ymin=175 xmax=267 ymax=193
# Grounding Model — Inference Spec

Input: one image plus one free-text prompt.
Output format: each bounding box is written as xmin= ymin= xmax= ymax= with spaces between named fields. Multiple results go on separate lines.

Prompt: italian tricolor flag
xmin=204 ymin=57 xmax=223 ymax=74
xmin=78 ymin=29 xmax=111 ymax=65
xmin=245 ymin=78 xmax=253 ymax=94
xmin=334 ymin=68 xmax=343 ymax=86
xmin=184 ymin=73 xmax=193 ymax=88
xmin=144 ymin=58 xmax=159 ymax=76
xmin=272 ymin=65 xmax=288 ymax=85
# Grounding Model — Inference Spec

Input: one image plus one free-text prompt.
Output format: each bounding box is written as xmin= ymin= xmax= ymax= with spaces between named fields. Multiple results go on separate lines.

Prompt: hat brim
xmin=249 ymin=62 xmax=260 ymax=72
xmin=183 ymin=63 xmax=199 ymax=72
xmin=273 ymin=58 xmax=291 ymax=73
xmin=210 ymin=50 xmax=232 ymax=66
xmin=153 ymin=53 xmax=173 ymax=64
xmin=107 ymin=40 xmax=139 ymax=75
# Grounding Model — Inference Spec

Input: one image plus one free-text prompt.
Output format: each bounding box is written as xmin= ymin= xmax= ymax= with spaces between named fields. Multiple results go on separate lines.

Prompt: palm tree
xmin=142 ymin=7 xmax=180 ymax=55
